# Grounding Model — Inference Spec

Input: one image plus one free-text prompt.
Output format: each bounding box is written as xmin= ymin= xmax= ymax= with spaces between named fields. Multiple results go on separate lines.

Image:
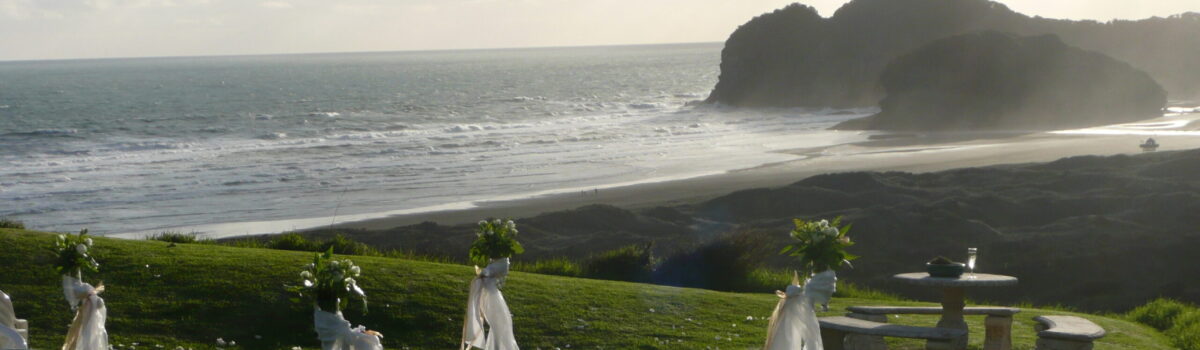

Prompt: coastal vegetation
xmin=305 ymin=149 xmax=1200 ymax=312
xmin=0 ymin=228 xmax=1179 ymax=349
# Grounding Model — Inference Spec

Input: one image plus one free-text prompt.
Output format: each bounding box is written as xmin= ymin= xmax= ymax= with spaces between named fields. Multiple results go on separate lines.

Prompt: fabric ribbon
xmin=461 ymin=258 xmax=518 ymax=350
xmin=806 ymin=270 xmax=837 ymax=311
xmin=61 ymin=276 xmax=107 ymax=350
xmin=313 ymin=309 xmax=383 ymax=350
xmin=762 ymin=271 xmax=833 ymax=350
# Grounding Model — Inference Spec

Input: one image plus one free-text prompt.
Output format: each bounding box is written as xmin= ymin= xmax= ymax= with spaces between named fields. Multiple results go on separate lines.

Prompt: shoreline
xmin=111 ymin=112 xmax=1200 ymax=239
xmin=333 ymin=116 xmax=1200 ymax=231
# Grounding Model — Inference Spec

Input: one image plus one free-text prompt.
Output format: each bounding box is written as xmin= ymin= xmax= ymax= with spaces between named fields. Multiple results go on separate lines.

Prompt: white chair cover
xmin=763 ymin=270 xmax=837 ymax=350
xmin=461 ymin=258 xmax=518 ymax=350
xmin=0 ymin=291 xmax=15 ymax=329
xmin=313 ymin=309 xmax=383 ymax=350
xmin=61 ymin=276 xmax=108 ymax=350
xmin=0 ymin=324 xmax=27 ymax=350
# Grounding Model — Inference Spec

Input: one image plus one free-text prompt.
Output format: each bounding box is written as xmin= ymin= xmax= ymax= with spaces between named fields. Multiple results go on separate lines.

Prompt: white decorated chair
xmin=0 ymin=324 xmax=27 ymax=350
xmin=0 ymin=291 xmax=28 ymax=344
xmin=0 ymin=290 xmax=28 ymax=350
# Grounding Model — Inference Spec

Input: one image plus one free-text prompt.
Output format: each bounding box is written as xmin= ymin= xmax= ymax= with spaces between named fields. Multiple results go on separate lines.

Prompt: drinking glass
xmin=966 ymin=247 xmax=978 ymax=278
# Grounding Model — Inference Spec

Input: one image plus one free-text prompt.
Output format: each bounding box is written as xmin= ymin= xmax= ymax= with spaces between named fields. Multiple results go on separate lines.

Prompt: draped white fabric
xmin=763 ymin=270 xmax=836 ymax=350
xmin=313 ymin=309 xmax=383 ymax=350
xmin=60 ymin=276 xmax=108 ymax=350
xmin=0 ymin=324 xmax=27 ymax=350
xmin=0 ymin=291 xmax=15 ymax=329
xmin=461 ymin=258 xmax=518 ymax=350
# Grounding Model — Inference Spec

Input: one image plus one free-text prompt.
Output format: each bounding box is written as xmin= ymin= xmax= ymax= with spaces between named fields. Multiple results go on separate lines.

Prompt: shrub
xmin=265 ymin=232 xmax=320 ymax=252
xmin=1168 ymin=321 xmax=1200 ymax=350
xmin=513 ymin=258 xmax=583 ymax=277
xmin=1127 ymin=298 xmax=1200 ymax=350
xmin=0 ymin=218 xmax=25 ymax=229
xmin=1167 ymin=309 xmax=1200 ymax=350
xmin=147 ymin=231 xmax=209 ymax=244
xmin=653 ymin=233 xmax=772 ymax=292
xmin=319 ymin=234 xmax=381 ymax=256
xmin=582 ymin=243 xmax=656 ymax=282
xmin=1127 ymin=298 xmax=1190 ymax=330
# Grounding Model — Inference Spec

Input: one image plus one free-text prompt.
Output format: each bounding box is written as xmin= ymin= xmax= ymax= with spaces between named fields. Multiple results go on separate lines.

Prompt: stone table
xmin=893 ymin=272 xmax=1018 ymax=350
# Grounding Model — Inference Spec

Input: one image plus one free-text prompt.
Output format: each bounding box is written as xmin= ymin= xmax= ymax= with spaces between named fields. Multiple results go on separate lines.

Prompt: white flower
xmin=345 ymin=277 xmax=356 ymax=287
xmin=818 ymin=219 xmax=829 ymax=227
xmin=75 ymin=244 xmax=88 ymax=255
xmin=330 ymin=260 xmax=340 ymax=267
xmin=303 ymin=280 xmax=313 ymax=288
xmin=478 ymin=220 xmax=487 ymax=226
xmin=300 ymin=271 xmax=313 ymax=279
xmin=216 ymin=338 xmax=226 ymax=346
xmin=85 ymin=238 xmax=93 ymax=246
xmin=350 ymin=265 xmax=361 ymax=275
xmin=822 ymin=227 xmax=839 ymax=237
xmin=493 ymin=218 xmax=502 ymax=225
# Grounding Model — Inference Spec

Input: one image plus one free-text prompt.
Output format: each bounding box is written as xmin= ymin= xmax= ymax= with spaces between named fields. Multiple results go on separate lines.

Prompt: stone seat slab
xmin=848 ymin=306 xmax=1021 ymax=316
xmin=819 ymin=316 xmax=967 ymax=340
xmin=1034 ymin=316 xmax=1106 ymax=341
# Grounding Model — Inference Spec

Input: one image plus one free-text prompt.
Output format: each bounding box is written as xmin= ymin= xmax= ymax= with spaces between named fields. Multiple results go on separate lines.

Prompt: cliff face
xmin=835 ymin=32 xmax=1166 ymax=131
xmin=707 ymin=0 xmax=1200 ymax=107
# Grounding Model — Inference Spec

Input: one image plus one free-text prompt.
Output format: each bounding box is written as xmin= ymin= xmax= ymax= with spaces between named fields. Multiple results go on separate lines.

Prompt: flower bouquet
xmin=293 ymin=248 xmax=366 ymax=314
xmin=779 ymin=217 xmax=857 ymax=311
xmin=467 ymin=219 xmax=524 ymax=267
xmin=291 ymin=248 xmax=381 ymax=350
xmin=780 ymin=217 xmax=857 ymax=276
xmin=50 ymin=229 xmax=99 ymax=279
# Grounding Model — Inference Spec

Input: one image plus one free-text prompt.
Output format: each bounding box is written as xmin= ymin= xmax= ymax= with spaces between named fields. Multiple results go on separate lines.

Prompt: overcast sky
xmin=1 ymin=0 xmax=1196 ymax=61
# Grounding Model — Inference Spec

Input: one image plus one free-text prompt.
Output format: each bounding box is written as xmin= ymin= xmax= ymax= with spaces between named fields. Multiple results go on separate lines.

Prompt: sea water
xmin=0 ymin=43 xmax=872 ymax=238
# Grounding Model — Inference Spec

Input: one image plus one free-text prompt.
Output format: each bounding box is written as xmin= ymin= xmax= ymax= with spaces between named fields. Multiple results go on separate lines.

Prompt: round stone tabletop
xmin=893 ymin=272 xmax=1018 ymax=287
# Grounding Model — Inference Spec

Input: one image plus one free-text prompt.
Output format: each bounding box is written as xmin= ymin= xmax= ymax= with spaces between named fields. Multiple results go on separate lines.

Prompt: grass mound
xmin=0 ymin=228 xmax=1170 ymax=349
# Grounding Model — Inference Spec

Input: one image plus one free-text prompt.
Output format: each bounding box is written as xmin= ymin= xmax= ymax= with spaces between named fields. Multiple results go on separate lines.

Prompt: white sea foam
xmin=0 ymin=44 xmax=888 ymax=237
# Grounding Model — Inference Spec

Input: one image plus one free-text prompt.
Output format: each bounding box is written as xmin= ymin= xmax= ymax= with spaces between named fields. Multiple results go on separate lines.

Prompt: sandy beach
xmin=333 ymin=112 xmax=1200 ymax=230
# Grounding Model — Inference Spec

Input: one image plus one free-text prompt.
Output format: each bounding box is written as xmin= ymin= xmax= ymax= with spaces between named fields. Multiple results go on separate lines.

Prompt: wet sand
xmin=336 ymin=115 xmax=1200 ymax=230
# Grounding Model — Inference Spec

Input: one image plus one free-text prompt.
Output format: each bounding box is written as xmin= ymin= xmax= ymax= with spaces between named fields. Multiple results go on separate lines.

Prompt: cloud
xmin=0 ymin=0 xmax=64 ymax=19
xmin=260 ymin=1 xmax=292 ymax=9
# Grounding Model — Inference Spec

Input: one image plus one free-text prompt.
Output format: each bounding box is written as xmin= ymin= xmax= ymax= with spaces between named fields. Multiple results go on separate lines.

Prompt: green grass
xmin=0 ymin=228 xmax=1171 ymax=349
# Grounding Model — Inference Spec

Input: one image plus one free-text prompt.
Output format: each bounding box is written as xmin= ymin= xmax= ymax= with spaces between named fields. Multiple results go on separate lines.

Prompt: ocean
xmin=0 ymin=43 xmax=872 ymax=238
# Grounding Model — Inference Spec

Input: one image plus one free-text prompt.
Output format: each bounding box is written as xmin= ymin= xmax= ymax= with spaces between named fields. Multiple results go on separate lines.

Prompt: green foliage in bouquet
xmin=780 ymin=217 xmax=857 ymax=274
xmin=49 ymin=229 xmax=99 ymax=276
xmin=468 ymin=219 xmax=525 ymax=266
xmin=290 ymin=248 xmax=367 ymax=313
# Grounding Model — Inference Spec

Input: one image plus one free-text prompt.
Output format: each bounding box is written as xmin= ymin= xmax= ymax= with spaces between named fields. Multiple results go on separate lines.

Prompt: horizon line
xmin=0 ymin=41 xmax=724 ymax=64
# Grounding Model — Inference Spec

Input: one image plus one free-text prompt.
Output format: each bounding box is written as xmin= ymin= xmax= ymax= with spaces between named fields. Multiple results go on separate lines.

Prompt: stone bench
xmin=819 ymin=316 xmax=967 ymax=350
xmin=1033 ymin=316 xmax=1105 ymax=350
xmin=845 ymin=306 xmax=1021 ymax=350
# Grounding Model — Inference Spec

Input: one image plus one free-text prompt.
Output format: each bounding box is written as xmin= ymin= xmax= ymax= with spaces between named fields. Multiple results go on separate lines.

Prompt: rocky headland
xmin=705 ymin=0 xmax=1200 ymax=107
xmin=834 ymin=32 xmax=1166 ymax=130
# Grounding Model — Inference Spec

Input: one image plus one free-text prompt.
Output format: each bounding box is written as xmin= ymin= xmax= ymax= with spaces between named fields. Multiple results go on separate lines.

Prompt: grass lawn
xmin=0 ymin=229 xmax=1170 ymax=349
